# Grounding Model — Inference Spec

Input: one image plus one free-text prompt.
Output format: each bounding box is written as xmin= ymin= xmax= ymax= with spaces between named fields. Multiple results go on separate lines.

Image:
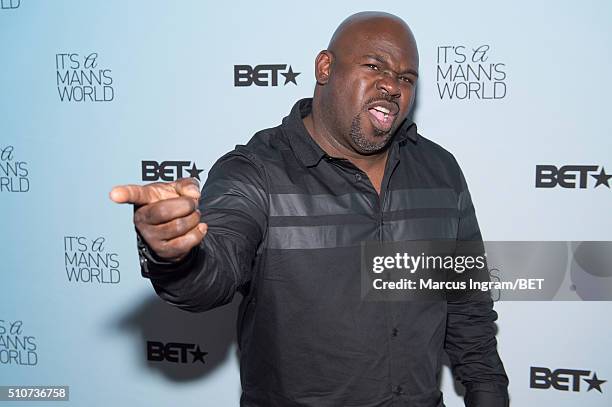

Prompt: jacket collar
xmin=283 ymin=98 xmax=418 ymax=168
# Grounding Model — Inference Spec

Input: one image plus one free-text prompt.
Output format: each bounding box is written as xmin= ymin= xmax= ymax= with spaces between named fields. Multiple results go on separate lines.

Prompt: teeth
xmin=374 ymin=106 xmax=390 ymax=114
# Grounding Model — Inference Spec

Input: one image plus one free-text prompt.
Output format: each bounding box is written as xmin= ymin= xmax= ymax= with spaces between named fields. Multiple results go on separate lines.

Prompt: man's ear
xmin=315 ymin=50 xmax=333 ymax=85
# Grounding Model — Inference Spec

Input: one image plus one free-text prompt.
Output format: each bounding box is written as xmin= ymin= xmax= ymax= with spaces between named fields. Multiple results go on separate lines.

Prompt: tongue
xmin=370 ymin=108 xmax=386 ymax=123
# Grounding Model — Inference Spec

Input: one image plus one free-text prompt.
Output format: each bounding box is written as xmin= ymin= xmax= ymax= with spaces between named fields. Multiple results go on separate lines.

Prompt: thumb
xmin=174 ymin=177 xmax=201 ymax=200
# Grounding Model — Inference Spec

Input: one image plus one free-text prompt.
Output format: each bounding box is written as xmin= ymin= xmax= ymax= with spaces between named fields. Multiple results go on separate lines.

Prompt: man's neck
xmin=302 ymin=112 xmax=389 ymax=195
xmin=302 ymin=112 xmax=389 ymax=173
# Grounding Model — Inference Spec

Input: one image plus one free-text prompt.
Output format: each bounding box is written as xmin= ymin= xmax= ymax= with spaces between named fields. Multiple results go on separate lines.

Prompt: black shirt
xmin=138 ymin=98 xmax=509 ymax=407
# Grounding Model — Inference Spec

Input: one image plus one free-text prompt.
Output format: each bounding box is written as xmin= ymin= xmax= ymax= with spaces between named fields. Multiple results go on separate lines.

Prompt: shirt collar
xmin=283 ymin=98 xmax=419 ymax=168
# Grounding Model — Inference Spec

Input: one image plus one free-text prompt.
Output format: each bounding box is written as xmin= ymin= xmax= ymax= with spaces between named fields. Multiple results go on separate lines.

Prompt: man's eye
xmin=400 ymin=76 xmax=415 ymax=85
xmin=365 ymin=64 xmax=379 ymax=71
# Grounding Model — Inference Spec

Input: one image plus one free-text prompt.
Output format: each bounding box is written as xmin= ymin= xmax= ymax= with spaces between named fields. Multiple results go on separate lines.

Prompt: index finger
xmin=109 ymin=184 xmax=166 ymax=205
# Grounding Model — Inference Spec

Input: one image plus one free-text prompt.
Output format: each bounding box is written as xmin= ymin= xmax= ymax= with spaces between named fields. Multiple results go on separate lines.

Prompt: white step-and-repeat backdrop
xmin=2 ymin=0 xmax=611 ymax=405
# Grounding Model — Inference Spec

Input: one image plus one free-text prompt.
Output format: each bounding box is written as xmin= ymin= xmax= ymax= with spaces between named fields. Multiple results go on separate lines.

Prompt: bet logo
xmin=234 ymin=64 xmax=300 ymax=86
xmin=141 ymin=161 xmax=204 ymax=182
xmin=530 ymin=366 xmax=606 ymax=393
xmin=146 ymin=341 xmax=207 ymax=364
xmin=535 ymin=165 xmax=611 ymax=189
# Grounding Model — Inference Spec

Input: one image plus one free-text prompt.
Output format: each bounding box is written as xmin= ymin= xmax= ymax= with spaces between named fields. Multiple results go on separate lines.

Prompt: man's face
xmin=324 ymin=24 xmax=419 ymax=154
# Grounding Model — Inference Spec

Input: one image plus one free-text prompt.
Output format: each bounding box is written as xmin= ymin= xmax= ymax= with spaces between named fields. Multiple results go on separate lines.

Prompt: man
xmin=110 ymin=11 xmax=509 ymax=407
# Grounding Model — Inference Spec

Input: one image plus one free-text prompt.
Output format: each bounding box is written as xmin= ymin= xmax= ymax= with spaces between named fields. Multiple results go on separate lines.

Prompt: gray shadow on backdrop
xmin=115 ymin=293 xmax=241 ymax=382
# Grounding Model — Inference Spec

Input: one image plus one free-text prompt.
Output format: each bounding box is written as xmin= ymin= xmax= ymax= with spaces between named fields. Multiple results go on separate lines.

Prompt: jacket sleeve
xmin=137 ymin=149 xmax=268 ymax=312
xmin=444 ymin=163 xmax=509 ymax=407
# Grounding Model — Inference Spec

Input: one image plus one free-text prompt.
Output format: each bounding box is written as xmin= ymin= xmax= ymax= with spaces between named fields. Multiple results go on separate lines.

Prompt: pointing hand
xmin=109 ymin=177 xmax=207 ymax=262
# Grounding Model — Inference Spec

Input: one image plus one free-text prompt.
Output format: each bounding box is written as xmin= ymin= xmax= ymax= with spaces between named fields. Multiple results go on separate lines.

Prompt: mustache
xmin=363 ymin=95 xmax=399 ymax=109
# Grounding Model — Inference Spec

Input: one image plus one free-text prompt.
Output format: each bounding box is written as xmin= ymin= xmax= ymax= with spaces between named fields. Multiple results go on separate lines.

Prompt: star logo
xmin=281 ymin=65 xmax=300 ymax=85
xmin=186 ymin=163 xmax=204 ymax=181
xmin=189 ymin=345 xmax=208 ymax=364
xmin=584 ymin=372 xmax=606 ymax=393
xmin=591 ymin=167 xmax=611 ymax=188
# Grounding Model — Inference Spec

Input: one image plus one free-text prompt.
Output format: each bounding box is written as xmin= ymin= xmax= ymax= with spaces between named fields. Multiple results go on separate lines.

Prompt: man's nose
xmin=376 ymin=73 xmax=401 ymax=98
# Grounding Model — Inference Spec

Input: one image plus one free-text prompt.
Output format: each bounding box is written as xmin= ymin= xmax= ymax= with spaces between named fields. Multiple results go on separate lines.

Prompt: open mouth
xmin=367 ymin=105 xmax=396 ymax=132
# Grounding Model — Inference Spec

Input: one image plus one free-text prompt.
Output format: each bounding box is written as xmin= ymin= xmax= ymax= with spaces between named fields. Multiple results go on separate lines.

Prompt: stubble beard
xmin=349 ymin=112 xmax=392 ymax=154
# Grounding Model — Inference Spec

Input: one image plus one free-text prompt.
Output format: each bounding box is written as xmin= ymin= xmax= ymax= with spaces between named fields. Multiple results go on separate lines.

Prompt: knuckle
xmin=181 ymin=197 xmax=198 ymax=216
xmin=185 ymin=177 xmax=198 ymax=186
xmin=167 ymin=239 xmax=188 ymax=258
xmin=137 ymin=227 xmax=154 ymax=245
xmin=172 ymin=217 xmax=186 ymax=235
xmin=154 ymin=203 xmax=170 ymax=221
xmin=133 ymin=208 xmax=149 ymax=225
xmin=190 ymin=210 xmax=201 ymax=224
xmin=178 ymin=196 xmax=191 ymax=209
xmin=135 ymin=222 xmax=148 ymax=236
xmin=186 ymin=227 xmax=201 ymax=245
xmin=186 ymin=212 xmax=198 ymax=226
xmin=154 ymin=241 xmax=171 ymax=259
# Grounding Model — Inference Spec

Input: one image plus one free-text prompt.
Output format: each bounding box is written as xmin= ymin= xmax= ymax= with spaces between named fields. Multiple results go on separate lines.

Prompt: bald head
xmin=327 ymin=12 xmax=418 ymax=64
